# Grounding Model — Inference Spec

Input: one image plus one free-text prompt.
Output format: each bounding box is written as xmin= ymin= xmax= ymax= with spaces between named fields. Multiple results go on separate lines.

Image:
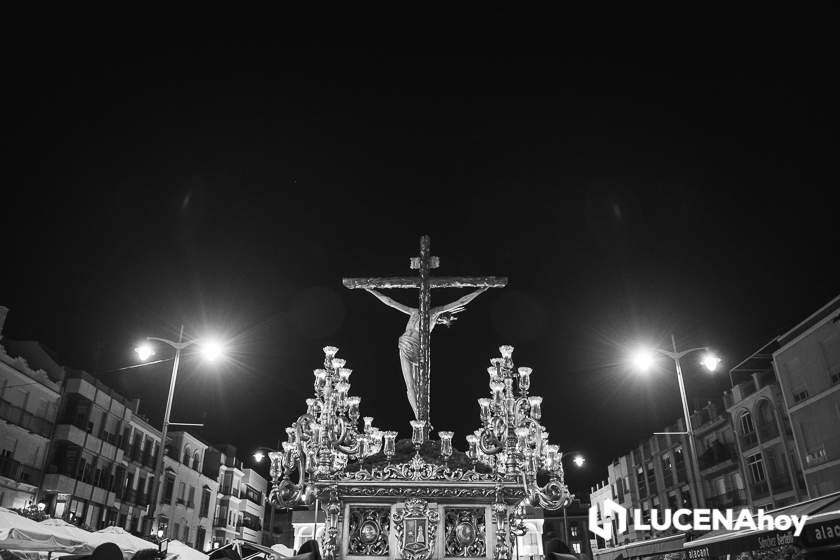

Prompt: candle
xmin=383 ymin=431 xmax=398 ymax=459
xmin=528 ymin=396 xmax=543 ymax=420
xmin=518 ymin=367 xmax=532 ymax=393
xmin=438 ymin=431 xmax=454 ymax=458
xmin=410 ymin=420 xmax=426 ymax=446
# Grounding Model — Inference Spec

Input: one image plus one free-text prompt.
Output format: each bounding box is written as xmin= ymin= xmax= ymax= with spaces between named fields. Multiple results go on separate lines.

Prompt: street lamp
xmin=560 ymin=452 xmax=586 ymax=546
xmin=630 ymin=334 xmax=720 ymax=508
xmin=134 ymin=325 xmax=228 ymax=536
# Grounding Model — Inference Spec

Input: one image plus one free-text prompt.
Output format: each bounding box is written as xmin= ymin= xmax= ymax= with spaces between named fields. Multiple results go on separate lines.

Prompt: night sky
xmin=3 ymin=38 xmax=838 ymax=495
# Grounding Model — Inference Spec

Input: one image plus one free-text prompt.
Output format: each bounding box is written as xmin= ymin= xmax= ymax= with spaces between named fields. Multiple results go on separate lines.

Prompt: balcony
xmin=220 ymin=486 xmax=240 ymax=499
xmin=804 ymin=435 xmax=840 ymax=469
xmin=757 ymin=422 xmax=779 ymax=441
xmin=751 ymin=480 xmax=770 ymax=499
xmin=121 ymin=489 xmax=137 ymax=504
xmin=0 ymin=456 xmax=42 ymax=486
xmin=769 ymin=474 xmax=793 ymax=493
xmin=0 ymin=455 xmax=21 ymax=479
xmin=706 ymin=489 xmax=747 ymax=509
xmin=698 ymin=443 xmax=736 ymax=471
xmin=0 ymin=397 xmax=54 ymax=438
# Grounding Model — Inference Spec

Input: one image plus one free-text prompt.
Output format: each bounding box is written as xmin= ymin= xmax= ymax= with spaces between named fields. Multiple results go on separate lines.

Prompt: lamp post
xmin=559 ymin=452 xmax=585 ymax=547
xmin=630 ymin=334 xmax=721 ymax=508
xmin=135 ymin=326 xmax=226 ymax=537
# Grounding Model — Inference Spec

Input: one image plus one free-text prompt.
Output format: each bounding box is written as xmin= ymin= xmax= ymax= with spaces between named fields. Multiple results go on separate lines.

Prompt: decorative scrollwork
xmin=445 ymin=509 xmax=486 ymax=557
xmin=348 ymin=507 xmax=390 ymax=556
xmin=344 ymin=486 xmax=503 ymax=499
xmin=344 ymin=456 xmax=501 ymax=482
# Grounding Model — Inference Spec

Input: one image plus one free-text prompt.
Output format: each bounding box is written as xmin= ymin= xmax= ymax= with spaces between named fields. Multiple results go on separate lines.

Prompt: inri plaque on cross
xmin=343 ymin=235 xmax=507 ymax=438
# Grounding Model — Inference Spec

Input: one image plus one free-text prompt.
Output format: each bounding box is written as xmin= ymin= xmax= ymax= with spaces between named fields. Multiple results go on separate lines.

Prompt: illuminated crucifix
xmin=343 ymin=235 xmax=507 ymax=437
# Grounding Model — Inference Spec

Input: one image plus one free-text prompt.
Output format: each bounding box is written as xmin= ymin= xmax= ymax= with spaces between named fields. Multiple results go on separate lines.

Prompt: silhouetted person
xmin=91 ymin=542 xmax=123 ymax=560
xmin=544 ymin=538 xmax=577 ymax=560
xmin=294 ymin=539 xmax=321 ymax=560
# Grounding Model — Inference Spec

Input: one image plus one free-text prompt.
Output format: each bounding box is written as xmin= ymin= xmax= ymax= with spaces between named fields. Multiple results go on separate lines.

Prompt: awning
xmin=593 ymin=533 xmax=685 ymax=560
xmin=684 ymin=491 xmax=840 ymax=557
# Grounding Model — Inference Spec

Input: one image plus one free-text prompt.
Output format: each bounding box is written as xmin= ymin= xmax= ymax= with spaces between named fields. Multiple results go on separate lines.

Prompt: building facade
xmin=157 ymin=431 xmax=219 ymax=551
xmin=692 ymin=400 xmax=748 ymax=510
xmin=119 ymin=410 xmax=161 ymax=535
xmin=238 ymin=468 xmax=267 ymax=544
xmin=40 ymin=367 xmax=136 ymax=529
xmin=773 ymin=294 xmax=840 ymax=498
xmin=0 ymin=317 xmax=62 ymax=509
xmin=204 ymin=444 xmax=267 ymax=547
xmin=725 ymin=339 xmax=806 ymax=510
xmin=542 ymin=499 xmax=591 ymax=558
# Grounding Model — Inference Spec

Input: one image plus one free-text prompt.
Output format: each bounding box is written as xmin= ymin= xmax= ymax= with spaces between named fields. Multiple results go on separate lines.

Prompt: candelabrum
xmin=268 ymin=346 xmax=384 ymax=508
xmin=472 ymin=345 xmax=572 ymax=511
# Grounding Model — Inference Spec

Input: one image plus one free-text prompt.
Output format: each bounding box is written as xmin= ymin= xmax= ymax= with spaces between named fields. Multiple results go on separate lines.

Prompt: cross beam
xmin=342 ymin=277 xmax=507 ymax=289
xmin=343 ymin=235 xmax=507 ymax=435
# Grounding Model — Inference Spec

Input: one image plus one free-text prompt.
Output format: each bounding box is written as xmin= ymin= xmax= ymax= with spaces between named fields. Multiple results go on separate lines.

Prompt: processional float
xmin=267 ymin=236 xmax=573 ymax=560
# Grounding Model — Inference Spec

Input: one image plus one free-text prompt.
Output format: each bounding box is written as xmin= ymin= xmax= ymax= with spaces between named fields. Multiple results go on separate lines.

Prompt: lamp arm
xmin=478 ymin=417 xmax=507 ymax=455
xmin=146 ymin=336 xmax=196 ymax=350
xmin=655 ymin=346 xmax=709 ymax=361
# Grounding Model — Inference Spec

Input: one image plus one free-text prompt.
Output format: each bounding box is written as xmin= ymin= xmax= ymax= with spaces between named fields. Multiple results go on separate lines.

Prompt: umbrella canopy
xmin=270 ymin=544 xmax=293 ymax=558
xmin=166 ymin=540 xmax=209 ymax=560
xmin=0 ymin=511 xmax=93 ymax=555
xmin=38 ymin=518 xmax=94 ymax=542
xmin=93 ymin=526 xmax=157 ymax=556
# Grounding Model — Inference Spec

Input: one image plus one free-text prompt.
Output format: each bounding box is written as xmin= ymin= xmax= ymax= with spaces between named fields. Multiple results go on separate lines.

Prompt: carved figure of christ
xmin=363 ymin=286 xmax=489 ymax=419
xmin=343 ymin=235 xmax=507 ymax=433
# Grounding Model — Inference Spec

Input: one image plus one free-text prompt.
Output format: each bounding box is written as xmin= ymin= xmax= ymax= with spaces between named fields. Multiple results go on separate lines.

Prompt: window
xmin=805 ymin=446 xmax=827 ymax=465
xmin=646 ymin=463 xmax=657 ymax=494
xmin=661 ymin=454 xmax=673 ymax=486
xmin=572 ymin=543 xmax=581 ymax=554
xmin=570 ymin=525 xmax=578 ymax=537
xmin=243 ymin=484 xmax=263 ymax=505
xmin=793 ymin=388 xmax=809 ymax=403
xmin=636 ymin=466 xmax=647 ymax=498
xmin=740 ymin=412 xmax=755 ymax=435
xmin=674 ymin=447 xmax=686 ymax=481
xmin=200 ymin=487 xmax=211 ymax=517
xmin=182 ymin=525 xmax=189 ymax=542
xmin=163 ymin=475 xmax=175 ymax=503
xmin=173 ymin=523 xmax=180 ymax=540
xmin=187 ymin=486 xmax=195 ymax=508
xmin=680 ymin=486 xmax=692 ymax=508
xmin=747 ymin=453 xmax=765 ymax=483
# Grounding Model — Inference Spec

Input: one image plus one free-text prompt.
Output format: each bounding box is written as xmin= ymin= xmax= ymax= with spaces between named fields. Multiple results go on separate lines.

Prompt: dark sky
xmin=3 ymin=37 xmax=838 ymax=494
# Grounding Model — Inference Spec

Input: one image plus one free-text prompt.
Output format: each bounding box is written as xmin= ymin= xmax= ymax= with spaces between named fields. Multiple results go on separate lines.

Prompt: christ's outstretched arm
xmin=432 ymin=287 xmax=489 ymax=315
xmin=364 ymin=288 xmax=415 ymax=315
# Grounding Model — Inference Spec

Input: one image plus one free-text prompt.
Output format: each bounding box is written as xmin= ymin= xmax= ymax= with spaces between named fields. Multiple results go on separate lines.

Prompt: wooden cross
xmin=343 ymin=235 xmax=507 ymax=435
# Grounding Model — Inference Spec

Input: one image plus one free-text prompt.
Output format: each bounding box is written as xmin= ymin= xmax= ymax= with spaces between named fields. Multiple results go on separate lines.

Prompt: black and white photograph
xmin=1 ymin=26 xmax=839 ymax=560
